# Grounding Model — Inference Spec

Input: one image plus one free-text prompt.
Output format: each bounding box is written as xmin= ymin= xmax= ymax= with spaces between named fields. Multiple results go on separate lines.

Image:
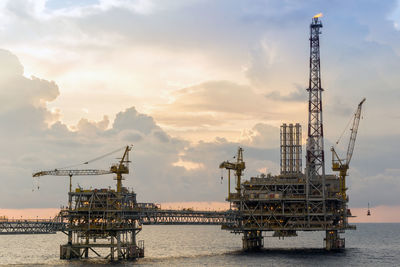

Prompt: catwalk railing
xmin=0 ymin=219 xmax=63 ymax=234
xmin=0 ymin=209 xmax=238 ymax=234
xmin=138 ymin=209 xmax=236 ymax=225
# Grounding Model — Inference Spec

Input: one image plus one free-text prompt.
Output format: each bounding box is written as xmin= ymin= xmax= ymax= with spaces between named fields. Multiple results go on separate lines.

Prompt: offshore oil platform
xmin=219 ymin=14 xmax=365 ymax=251
xmin=29 ymin=146 xmax=232 ymax=260
xmin=0 ymin=15 xmax=365 ymax=260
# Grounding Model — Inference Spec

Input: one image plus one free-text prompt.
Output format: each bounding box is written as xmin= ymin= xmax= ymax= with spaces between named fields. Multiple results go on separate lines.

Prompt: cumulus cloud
xmin=151 ymin=80 xmax=305 ymax=141
xmin=265 ymin=85 xmax=306 ymax=102
xmin=75 ymin=115 xmax=109 ymax=134
xmin=0 ymin=49 xmax=60 ymax=134
xmin=112 ymin=107 xmax=158 ymax=133
xmin=2 ymin=0 xmax=398 ymax=139
xmin=0 ymin=48 xmax=398 ymax=210
xmin=0 ymin=49 xmax=285 ymax=208
xmin=240 ymin=123 xmax=280 ymax=149
xmin=153 ymin=81 xmax=273 ymax=126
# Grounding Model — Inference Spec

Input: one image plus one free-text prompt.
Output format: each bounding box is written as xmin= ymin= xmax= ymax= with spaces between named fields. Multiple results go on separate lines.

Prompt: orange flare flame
xmin=313 ymin=13 xmax=323 ymax=18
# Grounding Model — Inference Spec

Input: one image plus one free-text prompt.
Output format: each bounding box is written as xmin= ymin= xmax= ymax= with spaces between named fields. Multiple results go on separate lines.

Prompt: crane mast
xmin=111 ymin=145 xmax=131 ymax=193
xmin=331 ymin=98 xmax=366 ymax=200
xmin=219 ymin=147 xmax=245 ymax=199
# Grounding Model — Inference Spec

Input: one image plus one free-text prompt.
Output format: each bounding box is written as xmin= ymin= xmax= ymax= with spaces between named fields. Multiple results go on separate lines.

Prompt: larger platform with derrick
xmin=219 ymin=15 xmax=364 ymax=251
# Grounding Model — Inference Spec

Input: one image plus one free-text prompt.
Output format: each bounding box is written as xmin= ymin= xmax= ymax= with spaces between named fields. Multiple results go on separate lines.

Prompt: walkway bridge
xmin=138 ymin=208 xmax=237 ymax=225
xmin=0 ymin=218 xmax=62 ymax=234
xmin=0 ymin=208 xmax=238 ymax=234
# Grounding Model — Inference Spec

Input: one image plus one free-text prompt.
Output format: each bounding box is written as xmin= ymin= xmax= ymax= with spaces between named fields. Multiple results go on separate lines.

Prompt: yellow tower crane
xmin=33 ymin=145 xmax=132 ymax=194
xmin=331 ymin=98 xmax=366 ymax=201
xmin=219 ymin=147 xmax=245 ymax=200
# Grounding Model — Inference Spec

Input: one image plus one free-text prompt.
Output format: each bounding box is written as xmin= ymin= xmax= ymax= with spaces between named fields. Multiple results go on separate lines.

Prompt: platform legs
xmin=60 ymin=245 xmax=81 ymax=259
xmin=242 ymin=231 xmax=263 ymax=250
xmin=325 ymin=230 xmax=345 ymax=251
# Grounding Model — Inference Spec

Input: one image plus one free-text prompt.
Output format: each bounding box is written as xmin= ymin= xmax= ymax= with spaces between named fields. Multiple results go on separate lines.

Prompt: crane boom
xmin=331 ymin=98 xmax=365 ymax=201
xmin=346 ymin=98 xmax=366 ymax=165
xmin=33 ymin=169 xmax=112 ymax=177
xmin=32 ymin=145 xmax=133 ymax=193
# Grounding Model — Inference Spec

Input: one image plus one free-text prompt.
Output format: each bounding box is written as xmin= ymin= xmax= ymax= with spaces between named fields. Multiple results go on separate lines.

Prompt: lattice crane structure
xmin=219 ymin=147 xmax=245 ymax=199
xmin=331 ymin=98 xmax=366 ymax=200
xmin=33 ymin=146 xmax=131 ymax=193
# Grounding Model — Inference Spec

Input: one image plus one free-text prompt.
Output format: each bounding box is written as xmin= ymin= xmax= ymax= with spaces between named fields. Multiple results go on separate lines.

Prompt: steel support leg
xmin=242 ymin=231 xmax=263 ymax=250
xmin=117 ymin=232 xmax=122 ymax=260
xmin=325 ymin=230 xmax=345 ymax=251
xmin=111 ymin=236 xmax=115 ymax=261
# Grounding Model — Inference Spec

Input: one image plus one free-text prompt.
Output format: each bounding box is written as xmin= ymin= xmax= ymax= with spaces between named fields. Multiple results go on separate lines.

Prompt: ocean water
xmin=0 ymin=223 xmax=398 ymax=266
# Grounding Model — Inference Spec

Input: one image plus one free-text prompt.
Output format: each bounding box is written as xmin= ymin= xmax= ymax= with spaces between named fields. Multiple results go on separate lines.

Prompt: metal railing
xmin=0 ymin=208 xmax=238 ymax=234
xmin=0 ymin=219 xmax=64 ymax=234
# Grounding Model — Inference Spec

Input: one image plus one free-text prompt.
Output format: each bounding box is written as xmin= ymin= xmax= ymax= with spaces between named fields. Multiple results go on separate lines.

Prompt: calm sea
xmin=0 ymin=223 xmax=398 ymax=266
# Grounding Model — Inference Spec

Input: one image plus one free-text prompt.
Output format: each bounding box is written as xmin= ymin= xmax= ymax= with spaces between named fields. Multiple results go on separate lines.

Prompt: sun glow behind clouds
xmin=173 ymin=158 xmax=205 ymax=171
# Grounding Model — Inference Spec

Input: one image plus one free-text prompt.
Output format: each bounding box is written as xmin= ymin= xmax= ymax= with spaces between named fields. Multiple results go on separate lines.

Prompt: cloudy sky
xmin=0 ymin=0 xmax=399 ymax=222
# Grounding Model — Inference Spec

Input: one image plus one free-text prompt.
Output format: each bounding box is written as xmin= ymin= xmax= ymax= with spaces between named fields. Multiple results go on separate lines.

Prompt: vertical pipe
xmin=131 ymin=225 xmax=137 ymax=259
xmin=228 ymin=170 xmax=231 ymax=200
xmin=289 ymin=124 xmax=294 ymax=173
xmin=69 ymin=175 xmax=72 ymax=194
xmin=85 ymin=236 xmax=89 ymax=258
xmin=295 ymin=123 xmax=302 ymax=173
xmin=68 ymin=191 xmax=72 ymax=248
xmin=281 ymin=124 xmax=287 ymax=174
xmin=280 ymin=125 xmax=283 ymax=174
xmin=111 ymin=236 xmax=114 ymax=261
xmin=117 ymin=232 xmax=122 ymax=260
xmin=300 ymin=124 xmax=303 ymax=172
